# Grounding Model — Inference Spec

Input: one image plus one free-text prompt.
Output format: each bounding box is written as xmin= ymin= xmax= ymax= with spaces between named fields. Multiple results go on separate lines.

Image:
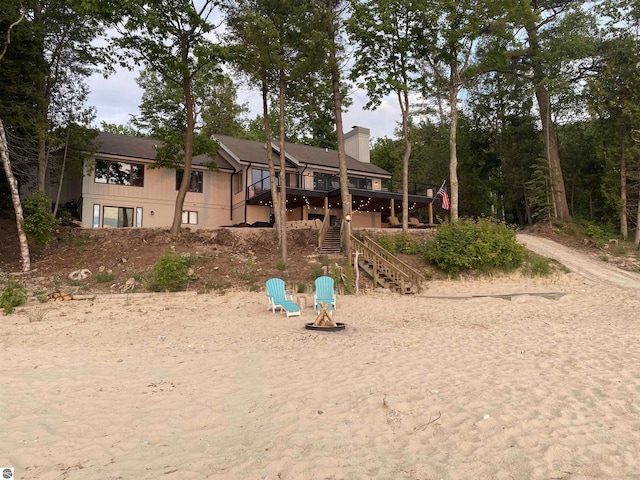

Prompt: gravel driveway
xmin=517 ymin=233 xmax=640 ymax=290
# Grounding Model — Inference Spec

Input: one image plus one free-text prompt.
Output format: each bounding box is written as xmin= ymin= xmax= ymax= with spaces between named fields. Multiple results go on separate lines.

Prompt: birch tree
xmin=1 ymin=9 xmax=30 ymax=271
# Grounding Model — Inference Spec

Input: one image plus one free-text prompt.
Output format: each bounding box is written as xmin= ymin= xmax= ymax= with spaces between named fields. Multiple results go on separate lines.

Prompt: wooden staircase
xmin=351 ymin=235 xmax=423 ymax=294
xmin=318 ymin=223 xmax=342 ymax=256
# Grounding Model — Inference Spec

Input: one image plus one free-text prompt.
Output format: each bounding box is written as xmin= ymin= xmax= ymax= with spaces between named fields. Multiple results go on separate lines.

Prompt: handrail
xmin=362 ymin=235 xmax=424 ymax=286
xmin=351 ymin=235 xmax=423 ymax=293
xmin=318 ymin=215 xmax=330 ymax=249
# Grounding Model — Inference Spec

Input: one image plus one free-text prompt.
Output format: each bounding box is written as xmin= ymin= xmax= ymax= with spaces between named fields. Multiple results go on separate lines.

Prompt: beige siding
xmin=81 ymin=161 xmax=232 ymax=229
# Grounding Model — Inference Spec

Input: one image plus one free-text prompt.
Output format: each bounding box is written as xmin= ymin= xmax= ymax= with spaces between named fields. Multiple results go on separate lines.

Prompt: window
xmin=313 ymin=172 xmax=338 ymax=191
xmin=102 ymin=206 xmax=134 ymax=228
xmin=136 ymin=207 xmax=143 ymax=228
xmin=176 ymin=169 xmax=203 ymax=193
xmin=92 ymin=204 xmax=100 ymax=228
xmin=233 ymin=171 xmax=244 ymax=195
xmin=95 ymin=159 xmax=144 ymax=186
xmin=182 ymin=211 xmax=198 ymax=225
xmin=348 ymin=176 xmax=372 ymax=190
xmin=251 ymin=169 xmax=270 ymax=195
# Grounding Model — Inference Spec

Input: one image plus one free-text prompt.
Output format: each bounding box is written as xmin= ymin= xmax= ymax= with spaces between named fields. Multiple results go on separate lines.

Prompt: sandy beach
xmin=2 ymin=271 xmax=640 ymax=479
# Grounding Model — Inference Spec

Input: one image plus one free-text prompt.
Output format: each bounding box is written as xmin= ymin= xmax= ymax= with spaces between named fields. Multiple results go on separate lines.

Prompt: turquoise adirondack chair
xmin=313 ymin=276 xmax=337 ymax=312
xmin=266 ymin=278 xmax=301 ymax=318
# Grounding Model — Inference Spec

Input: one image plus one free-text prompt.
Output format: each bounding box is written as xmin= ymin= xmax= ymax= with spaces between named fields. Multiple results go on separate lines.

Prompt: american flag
xmin=437 ymin=181 xmax=450 ymax=210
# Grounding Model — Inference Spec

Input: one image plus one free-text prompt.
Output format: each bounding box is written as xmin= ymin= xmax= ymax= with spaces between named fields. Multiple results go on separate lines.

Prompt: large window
xmin=176 ymin=169 xmax=203 ymax=193
xmin=348 ymin=176 xmax=372 ymax=190
xmin=95 ymin=159 xmax=144 ymax=186
xmin=251 ymin=169 xmax=270 ymax=195
xmin=102 ymin=206 xmax=134 ymax=228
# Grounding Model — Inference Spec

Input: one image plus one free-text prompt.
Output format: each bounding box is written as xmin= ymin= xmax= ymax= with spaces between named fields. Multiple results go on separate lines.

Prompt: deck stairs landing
xmin=351 ymin=235 xmax=423 ymax=294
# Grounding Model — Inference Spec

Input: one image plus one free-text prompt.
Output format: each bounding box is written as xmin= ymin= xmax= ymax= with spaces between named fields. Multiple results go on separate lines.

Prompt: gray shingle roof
xmin=94 ymin=132 xmax=235 ymax=171
xmin=214 ymin=134 xmax=391 ymax=177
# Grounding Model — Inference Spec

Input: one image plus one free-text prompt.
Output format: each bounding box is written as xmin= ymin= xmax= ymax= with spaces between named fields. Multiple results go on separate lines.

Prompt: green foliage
xmin=376 ymin=234 xmax=397 ymax=254
xmin=329 ymin=264 xmax=342 ymax=285
xmin=297 ymin=283 xmax=307 ymax=293
xmin=22 ymin=191 xmax=59 ymax=246
xmin=424 ymin=219 xmax=525 ymax=276
xmin=343 ymin=261 xmax=354 ymax=295
xmin=311 ymin=265 xmax=324 ymax=279
xmin=1 ymin=279 xmax=28 ymax=314
xmin=249 ymin=283 xmax=260 ymax=292
xmin=232 ymin=256 xmax=256 ymax=281
xmin=586 ymin=224 xmax=604 ymax=240
xmin=394 ymin=233 xmax=421 ymax=255
xmin=521 ymin=252 xmax=553 ymax=277
xmin=150 ymin=250 xmax=195 ymax=292
xmin=374 ymin=233 xmax=421 ymax=255
xmin=276 ymin=260 xmax=287 ymax=271
xmin=96 ymin=271 xmax=115 ymax=283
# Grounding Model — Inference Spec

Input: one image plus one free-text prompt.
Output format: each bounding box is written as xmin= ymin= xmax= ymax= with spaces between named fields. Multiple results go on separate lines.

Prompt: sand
xmin=2 ymin=272 xmax=640 ymax=480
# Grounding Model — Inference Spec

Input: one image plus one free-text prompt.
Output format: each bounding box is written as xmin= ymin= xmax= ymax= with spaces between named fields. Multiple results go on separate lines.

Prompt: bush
xmin=394 ymin=233 xmax=421 ymax=255
xmin=150 ymin=250 xmax=195 ymax=292
xmin=1 ymin=279 xmax=28 ymax=314
xmin=423 ymin=219 xmax=525 ymax=276
xmin=23 ymin=191 xmax=59 ymax=246
xmin=376 ymin=234 xmax=396 ymax=254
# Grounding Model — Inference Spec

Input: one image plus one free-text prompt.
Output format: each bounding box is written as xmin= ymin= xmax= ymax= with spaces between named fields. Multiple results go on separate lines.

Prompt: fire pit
xmin=305 ymin=302 xmax=345 ymax=331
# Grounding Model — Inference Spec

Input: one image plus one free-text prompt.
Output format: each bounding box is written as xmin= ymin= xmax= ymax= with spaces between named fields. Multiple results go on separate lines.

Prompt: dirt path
xmin=517 ymin=233 xmax=640 ymax=290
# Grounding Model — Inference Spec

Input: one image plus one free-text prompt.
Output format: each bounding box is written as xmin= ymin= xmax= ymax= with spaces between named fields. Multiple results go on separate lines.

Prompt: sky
xmin=86 ymin=66 xmax=403 ymax=143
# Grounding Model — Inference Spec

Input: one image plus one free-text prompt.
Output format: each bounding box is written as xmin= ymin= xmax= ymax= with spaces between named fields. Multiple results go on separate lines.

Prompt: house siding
xmin=81 ymin=160 xmax=233 ymax=229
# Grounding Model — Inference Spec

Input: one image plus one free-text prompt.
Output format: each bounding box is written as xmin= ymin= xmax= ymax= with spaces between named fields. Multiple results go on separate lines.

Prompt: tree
xmin=0 ymin=0 xmax=106 ymax=193
xmin=413 ymin=0 xmax=498 ymax=221
xmin=490 ymin=0 xmax=597 ymax=221
xmin=314 ymin=0 xmax=353 ymax=256
xmin=111 ymin=0 xmax=223 ymax=237
xmin=1 ymin=8 xmax=30 ymax=272
xmin=348 ymin=0 xmax=421 ymax=231
xmin=588 ymin=0 xmax=640 ymax=241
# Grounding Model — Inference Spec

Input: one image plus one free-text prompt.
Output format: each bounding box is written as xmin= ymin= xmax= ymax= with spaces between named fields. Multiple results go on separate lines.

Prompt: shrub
xmin=394 ymin=233 xmax=421 ymax=255
xmin=521 ymin=252 xmax=552 ymax=277
xmin=311 ymin=265 xmax=324 ymax=279
xmin=376 ymin=234 xmax=396 ymax=254
xmin=423 ymin=219 xmax=525 ymax=276
xmin=96 ymin=271 xmax=115 ymax=283
xmin=23 ymin=191 xmax=59 ymax=246
xmin=1 ymin=279 xmax=28 ymax=314
xmin=343 ymin=261 xmax=354 ymax=294
xmin=150 ymin=250 xmax=195 ymax=292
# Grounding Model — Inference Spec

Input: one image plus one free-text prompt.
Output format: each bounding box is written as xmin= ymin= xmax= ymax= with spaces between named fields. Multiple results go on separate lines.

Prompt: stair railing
xmin=317 ymin=215 xmax=330 ymax=250
xmin=351 ymin=235 xmax=422 ymax=293
xmin=361 ymin=235 xmax=424 ymax=292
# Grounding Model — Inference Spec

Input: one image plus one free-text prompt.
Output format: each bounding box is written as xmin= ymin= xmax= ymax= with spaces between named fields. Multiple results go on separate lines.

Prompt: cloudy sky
xmin=86 ymin=66 xmax=402 ymax=142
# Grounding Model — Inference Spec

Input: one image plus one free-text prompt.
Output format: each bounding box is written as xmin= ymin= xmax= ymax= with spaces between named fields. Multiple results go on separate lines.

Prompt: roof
xmin=214 ymin=134 xmax=391 ymax=178
xmin=94 ymin=132 xmax=235 ymax=171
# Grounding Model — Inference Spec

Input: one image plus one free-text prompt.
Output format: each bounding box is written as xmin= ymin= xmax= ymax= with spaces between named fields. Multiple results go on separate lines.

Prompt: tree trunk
xmin=262 ymin=82 xmax=282 ymax=255
xmin=449 ymin=78 xmax=459 ymax=221
xmin=53 ymin=129 xmax=70 ymax=217
xmin=1 ymin=119 xmax=30 ymax=272
xmin=635 ymin=186 xmax=640 ymax=246
xmin=398 ymin=88 xmax=411 ymax=231
xmin=534 ymin=84 xmax=570 ymax=220
xmin=327 ymin=1 xmax=351 ymax=258
xmin=619 ymin=133 xmax=627 ymax=240
xmin=277 ymin=75 xmax=288 ymax=263
xmin=170 ymin=70 xmax=196 ymax=237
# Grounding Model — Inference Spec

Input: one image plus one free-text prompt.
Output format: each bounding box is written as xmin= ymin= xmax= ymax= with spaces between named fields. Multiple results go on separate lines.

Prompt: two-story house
xmin=76 ymin=126 xmax=434 ymax=230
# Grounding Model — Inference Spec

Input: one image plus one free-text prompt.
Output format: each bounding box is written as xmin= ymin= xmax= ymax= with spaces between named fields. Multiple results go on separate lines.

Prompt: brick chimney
xmin=344 ymin=126 xmax=370 ymax=163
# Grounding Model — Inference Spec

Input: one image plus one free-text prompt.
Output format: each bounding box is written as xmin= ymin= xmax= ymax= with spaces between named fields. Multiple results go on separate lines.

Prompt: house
xmin=76 ymin=127 xmax=435 ymax=230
